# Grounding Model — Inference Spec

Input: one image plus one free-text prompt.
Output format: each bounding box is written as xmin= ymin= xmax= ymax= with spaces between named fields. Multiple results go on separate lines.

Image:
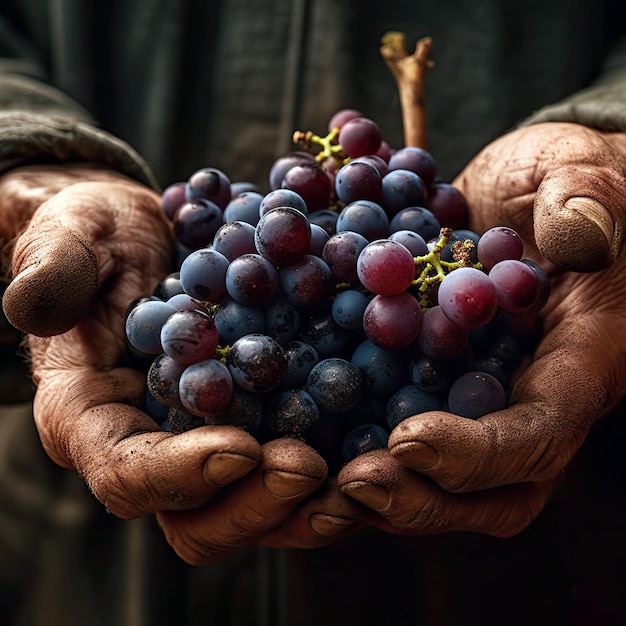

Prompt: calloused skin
xmin=3 ymin=121 xmax=626 ymax=564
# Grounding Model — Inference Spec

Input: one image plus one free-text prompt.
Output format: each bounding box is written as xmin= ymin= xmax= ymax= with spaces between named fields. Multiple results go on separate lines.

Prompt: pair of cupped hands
xmin=3 ymin=122 xmax=626 ymax=565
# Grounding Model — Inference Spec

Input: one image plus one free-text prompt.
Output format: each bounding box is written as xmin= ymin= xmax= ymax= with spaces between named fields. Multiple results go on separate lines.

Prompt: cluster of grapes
xmin=125 ymin=109 xmax=549 ymax=473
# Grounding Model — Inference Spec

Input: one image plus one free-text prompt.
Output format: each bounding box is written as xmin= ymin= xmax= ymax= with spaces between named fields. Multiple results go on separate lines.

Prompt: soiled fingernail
xmin=203 ymin=453 xmax=259 ymax=485
xmin=310 ymin=514 xmax=356 ymax=536
xmin=263 ymin=470 xmax=319 ymax=499
xmin=340 ymin=482 xmax=390 ymax=510
xmin=391 ymin=441 xmax=440 ymax=470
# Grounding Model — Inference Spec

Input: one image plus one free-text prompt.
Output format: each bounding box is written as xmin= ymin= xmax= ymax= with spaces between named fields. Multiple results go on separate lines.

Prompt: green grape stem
xmin=413 ymin=227 xmax=483 ymax=310
xmin=292 ymin=128 xmax=348 ymax=165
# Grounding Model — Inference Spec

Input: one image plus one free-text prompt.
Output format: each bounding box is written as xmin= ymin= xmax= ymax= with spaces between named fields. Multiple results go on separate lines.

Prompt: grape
xmin=254 ymin=207 xmax=311 ymax=266
xmin=204 ymin=386 xmax=263 ymax=433
xmin=213 ymin=297 xmax=265 ymax=346
xmin=477 ymin=226 xmax=524 ymax=271
xmin=282 ymin=163 xmax=333 ymax=213
xmin=338 ymin=117 xmax=382 ymax=158
xmin=332 ymin=289 xmax=368 ymax=330
xmin=230 ymin=181 xmax=261 ymax=198
xmin=363 ymin=292 xmax=423 ymax=350
xmin=308 ymin=223 xmax=330 ymax=257
xmin=388 ymin=147 xmax=437 ymax=187
xmin=264 ymin=293 xmax=301 ymax=344
xmin=173 ymin=199 xmax=224 ymax=250
xmin=279 ymin=340 xmax=320 ymax=389
xmin=351 ymin=154 xmax=389 ymax=178
xmin=308 ymin=208 xmax=339 ymax=236
xmin=388 ymin=230 xmax=429 ymax=256
xmin=342 ymin=424 xmax=389 ymax=461
xmin=335 ymin=199 xmax=389 ymax=241
xmin=153 ymin=272 xmax=185 ymax=299
xmin=160 ymin=309 xmax=220 ymax=365
xmin=351 ymin=339 xmax=410 ymax=396
xmin=212 ymin=220 xmax=257 ymax=261
xmin=357 ymin=239 xmax=416 ymax=296
xmin=489 ymin=259 xmax=544 ymax=313
xmin=259 ymin=189 xmax=308 ymax=217
xmin=147 ymin=353 xmax=186 ymax=407
xmin=125 ymin=299 xmax=176 ymax=355
xmin=322 ymin=231 xmax=369 ymax=284
xmin=418 ymin=305 xmax=469 ymax=360
xmin=185 ymin=167 xmax=232 ymax=209
xmin=389 ymin=206 xmax=441 ymax=241
xmin=447 ymin=371 xmax=506 ymax=419
xmin=386 ymin=384 xmax=442 ymax=429
xmin=335 ymin=160 xmax=383 ymax=204
xmin=298 ymin=309 xmax=354 ymax=357
xmin=223 ymin=191 xmax=263 ymax=226
xmin=381 ymin=169 xmax=426 ymax=216
xmin=328 ymin=108 xmax=363 ymax=131
xmin=410 ymin=354 xmax=453 ymax=394
xmin=225 ymin=253 xmax=279 ymax=306
xmin=268 ymin=389 xmax=320 ymax=439
xmin=426 ymin=182 xmax=468 ymax=230
xmin=438 ymin=267 xmax=498 ymax=329
xmin=179 ymin=248 xmax=229 ymax=303
xmin=269 ymin=151 xmax=316 ymax=190
xmin=179 ymin=358 xmax=234 ymax=417
xmin=227 ymin=334 xmax=287 ymax=393
xmin=161 ymin=181 xmax=186 ymax=220
xmin=306 ymin=358 xmax=363 ymax=414
xmin=278 ymin=254 xmax=334 ymax=308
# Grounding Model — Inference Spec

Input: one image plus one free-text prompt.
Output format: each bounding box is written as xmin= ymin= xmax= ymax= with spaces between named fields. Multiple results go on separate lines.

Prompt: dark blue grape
xmin=306 ymin=357 xmax=363 ymax=414
xmin=264 ymin=293 xmax=301 ymax=344
xmin=179 ymin=358 xmax=234 ymax=417
xmin=227 ymin=334 xmax=287 ymax=393
xmin=213 ymin=297 xmax=266 ymax=346
xmin=381 ymin=169 xmax=426 ymax=217
xmin=335 ymin=160 xmax=383 ymax=204
xmin=179 ymin=248 xmax=230 ymax=303
xmin=335 ymin=200 xmax=389 ymax=241
xmin=268 ymin=389 xmax=320 ymax=440
xmin=386 ymin=384 xmax=442 ymax=429
xmin=125 ymin=299 xmax=176 ymax=355
xmin=332 ymin=289 xmax=368 ymax=330
xmin=410 ymin=354 xmax=453 ymax=394
xmin=147 ymin=353 xmax=186 ymax=407
xmin=351 ymin=339 xmax=410 ymax=395
xmin=388 ymin=206 xmax=440 ymax=241
xmin=388 ymin=147 xmax=437 ymax=186
xmin=223 ymin=191 xmax=264 ymax=226
xmin=259 ymin=189 xmax=308 ymax=217
xmin=279 ymin=341 xmax=320 ymax=389
xmin=388 ymin=230 xmax=429 ymax=256
xmin=153 ymin=272 xmax=185 ymax=299
xmin=298 ymin=309 xmax=356 ymax=358
xmin=342 ymin=424 xmax=389 ymax=462
xmin=447 ymin=371 xmax=506 ymax=419
xmin=308 ymin=209 xmax=339 ymax=236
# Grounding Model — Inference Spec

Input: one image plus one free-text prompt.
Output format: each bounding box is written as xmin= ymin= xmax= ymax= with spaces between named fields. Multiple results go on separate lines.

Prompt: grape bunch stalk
xmin=124 ymin=33 xmax=550 ymax=473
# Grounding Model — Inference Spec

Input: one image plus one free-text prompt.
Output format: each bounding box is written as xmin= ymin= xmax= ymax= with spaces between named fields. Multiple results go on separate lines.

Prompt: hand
xmin=335 ymin=122 xmax=626 ymax=537
xmin=0 ymin=164 xmax=338 ymax=564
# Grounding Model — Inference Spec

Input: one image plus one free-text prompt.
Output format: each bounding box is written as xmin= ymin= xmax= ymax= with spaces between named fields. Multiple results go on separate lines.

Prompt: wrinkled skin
xmin=3 ymin=122 xmax=626 ymax=564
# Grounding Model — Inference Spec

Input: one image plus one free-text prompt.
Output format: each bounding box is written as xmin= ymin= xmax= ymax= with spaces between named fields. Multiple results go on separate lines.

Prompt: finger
xmin=2 ymin=180 xmax=173 ymax=336
xmin=260 ymin=478 xmax=367 ymax=549
xmin=156 ymin=438 xmax=328 ymax=565
xmin=533 ymin=164 xmax=626 ymax=272
xmin=338 ymin=449 xmax=555 ymax=538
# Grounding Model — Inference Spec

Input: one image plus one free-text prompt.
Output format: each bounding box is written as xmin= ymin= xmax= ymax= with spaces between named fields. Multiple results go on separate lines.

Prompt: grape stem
xmin=412 ymin=228 xmax=483 ymax=309
xmin=380 ymin=32 xmax=434 ymax=149
xmin=292 ymin=128 xmax=347 ymax=165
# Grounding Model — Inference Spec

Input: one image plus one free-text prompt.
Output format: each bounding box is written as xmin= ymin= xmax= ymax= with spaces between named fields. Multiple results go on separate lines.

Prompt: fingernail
xmin=309 ymin=513 xmax=356 ymax=536
xmin=203 ymin=453 xmax=258 ymax=485
xmin=263 ymin=470 xmax=319 ymax=499
xmin=391 ymin=441 xmax=440 ymax=470
xmin=340 ymin=482 xmax=390 ymax=510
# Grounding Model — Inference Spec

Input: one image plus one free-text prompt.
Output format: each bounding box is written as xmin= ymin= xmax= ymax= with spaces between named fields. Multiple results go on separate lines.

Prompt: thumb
xmin=533 ymin=164 xmax=626 ymax=272
xmin=3 ymin=223 xmax=98 ymax=336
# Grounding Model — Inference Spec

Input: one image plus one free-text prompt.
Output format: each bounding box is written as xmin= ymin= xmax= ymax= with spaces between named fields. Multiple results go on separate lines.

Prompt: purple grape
xmin=254 ymin=207 xmax=312 ymax=266
xmin=211 ymin=220 xmax=257 ymax=261
xmin=185 ymin=167 xmax=232 ymax=209
xmin=363 ymin=292 xmax=423 ymax=351
xmin=418 ymin=305 xmax=469 ymax=360
xmin=259 ymin=189 xmax=308 ymax=217
xmin=160 ymin=309 xmax=219 ymax=365
xmin=477 ymin=226 xmax=524 ymax=271
xmin=179 ymin=248 xmax=229 ymax=303
xmin=281 ymin=163 xmax=333 ymax=213
xmin=278 ymin=254 xmax=334 ymax=308
xmin=381 ymin=169 xmax=426 ymax=217
xmin=322 ymin=231 xmax=369 ymax=284
xmin=357 ymin=239 xmax=416 ymax=296
xmin=173 ymin=199 xmax=224 ymax=250
xmin=125 ymin=299 xmax=176 ymax=355
xmin=161 ymin=181 xmax=186 ymax=220
xmin=388 ymin=147 xmax=437 ymax=187
xmin=179 ymin=358 xmax=234 ymax=417
xmin=147 ymin=353 xmax=186 ymax=407
xmin=227 ymin=334 xmax=287 ymax=393
xmin=223 ymin=191 xmax=264 ymax=226
xmin=335 ymin=160 xmax=383 ymax=204
xmin=306 ymin=357 xmax=363 ymax=414
xmin=338 ymin=117 xmax=382 ymax=158
xmin=269 ymin=151 xmax=317 ymax=190
xmin=225 ymin=253 xmax=279 ymax=306
xmin=426 ymin=182 xmax=468 ymax=230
